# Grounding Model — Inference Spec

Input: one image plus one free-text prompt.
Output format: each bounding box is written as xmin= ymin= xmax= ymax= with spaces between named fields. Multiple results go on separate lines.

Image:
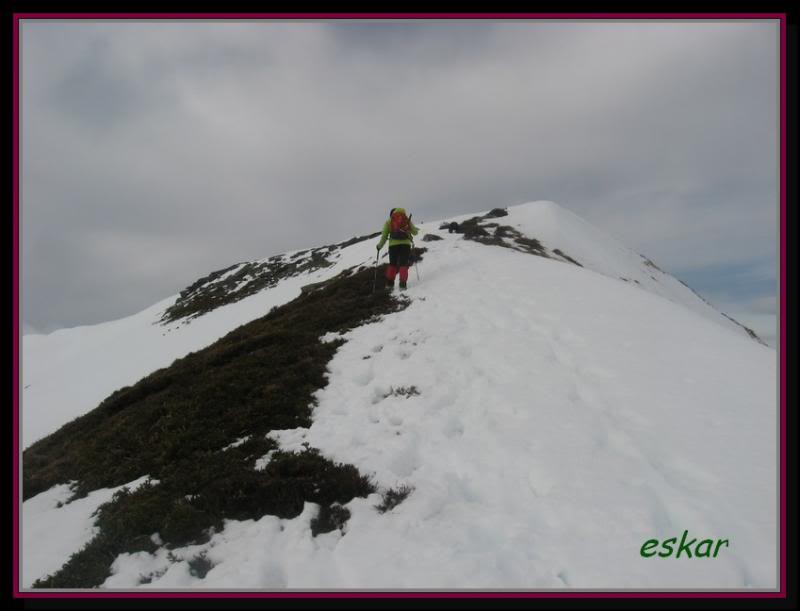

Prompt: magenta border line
xmin=10 ymin=592 xmax=790 ymax=600
xmin=779 ymin=11 xmax=787 ymax=600
xmin=13 ymin=13 xmax=22 ymax=601
xmin=13 ymin=12 xmax=788 ymax=600
xmin=12 ymin=12 xmax=788 ymax=20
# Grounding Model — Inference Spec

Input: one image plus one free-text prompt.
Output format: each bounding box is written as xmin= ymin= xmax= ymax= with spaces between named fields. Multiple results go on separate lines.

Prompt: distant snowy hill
xmin=438 ymin=202 xmax=761 ymax=340
xmin=21 ymin=201 xmax=776 ymax=590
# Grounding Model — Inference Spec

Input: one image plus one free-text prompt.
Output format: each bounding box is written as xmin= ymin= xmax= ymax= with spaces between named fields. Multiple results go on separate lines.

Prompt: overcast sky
xmin=20 ymin=19 xmax=780 ymax=345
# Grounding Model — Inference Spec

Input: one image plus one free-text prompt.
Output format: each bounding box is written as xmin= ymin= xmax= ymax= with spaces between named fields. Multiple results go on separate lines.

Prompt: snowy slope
xmin=296 ymin=239 xmax=777 ymax=589
xmin=21 ymin=200 xmax=763 ymax=449
xmin=22 ymin=476 xmax=153 ymax=588
xmin=21 ymin=204 xmax=777 ymax=590
xmin=441 ymin=202 xmax=760 ymax=340
xmin=21 ymin=239 xmax=381 ymax=448
xmin=25 ymin=234 xmax=777 ymax=589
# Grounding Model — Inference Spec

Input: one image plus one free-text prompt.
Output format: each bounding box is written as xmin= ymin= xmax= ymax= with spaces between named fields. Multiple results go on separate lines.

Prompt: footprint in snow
xmin=574 ymin=384 xmax=604 ymax=410
xmin=565 ymin=384 xmax=582 ymax=405
xmin=370 ymin=385 xmax=392 ymax=404
xmin=650 ymin=453 xmax=720 ymax=491
xmin=527 ymin=466 xmax=555 ymax=497
xmin=388 ymin=414 xmax=404 ymax=426
xmin=441 ymin=415 xmax=464 ymax=438
xmin=387 ymin=443 xmax=420 ymax=478
xmin=351 ymin=363 xmax=375 ymax=386
xmin=548 ymin=342 xmax=576 ymax=369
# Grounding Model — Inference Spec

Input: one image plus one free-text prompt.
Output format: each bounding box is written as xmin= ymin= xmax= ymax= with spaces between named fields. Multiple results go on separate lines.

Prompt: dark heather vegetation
xmin=451 ymin=213 xmax=552 ymax=259
xmin=187 ymin=553 xmax=214 ymax=579
xmin=674 ymin=279 xmax=764 ymax=345
xmin=443 ymin=210 xmax=587 ymax=267
xmin=641 ymin=256 xmax=665 ymax=273
xmin=552 ymin=249 xmax=583 ymax=267
xmin=310 ymin=503 xmax=352 ymax=536
xmin=376 ymin=485 xmax=414 ymax=514
xmin=384 ymin=386 xmax=421 ymax=399
xmin=25 ymin=267 xmax=407 ymax=588
xmin=411 ymin=246 xmax=427 ymax=262
xmin=160 ymin=232 xmax=380 ymax=324
xmin=721 ymin=312 xmax=765 ymax=344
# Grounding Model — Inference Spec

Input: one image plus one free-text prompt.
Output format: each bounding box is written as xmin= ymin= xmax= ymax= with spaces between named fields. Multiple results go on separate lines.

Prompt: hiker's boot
xmin=398 ymin=266 xmax=410 ymax=290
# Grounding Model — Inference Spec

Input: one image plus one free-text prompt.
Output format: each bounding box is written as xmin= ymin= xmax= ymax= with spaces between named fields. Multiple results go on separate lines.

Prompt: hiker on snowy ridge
xmin=376 ymin=208 xmax=419 ymax=290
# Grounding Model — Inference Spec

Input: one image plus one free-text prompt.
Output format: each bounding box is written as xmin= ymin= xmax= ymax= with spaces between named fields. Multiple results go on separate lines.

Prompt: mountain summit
xmin=22 ymin=201 xmax=776 ymax=590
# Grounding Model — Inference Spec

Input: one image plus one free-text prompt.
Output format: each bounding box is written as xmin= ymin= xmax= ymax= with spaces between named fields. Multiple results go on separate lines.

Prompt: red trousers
xmin=385 ymin=265 xmax=409 ymax=283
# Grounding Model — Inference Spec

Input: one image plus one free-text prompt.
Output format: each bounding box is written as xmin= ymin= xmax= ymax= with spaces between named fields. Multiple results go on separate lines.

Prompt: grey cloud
xmin=51 ymin=40 xmax=149 ymax=128
xmin=750 ymin=295 xmax=778 ymax=315
xmin=20 ymin=20 xmax=779 ymax=331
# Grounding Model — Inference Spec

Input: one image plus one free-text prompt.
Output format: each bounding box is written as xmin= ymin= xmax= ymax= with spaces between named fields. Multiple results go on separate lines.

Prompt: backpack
xmin=389 ymin=210 xmax=411 ymax=240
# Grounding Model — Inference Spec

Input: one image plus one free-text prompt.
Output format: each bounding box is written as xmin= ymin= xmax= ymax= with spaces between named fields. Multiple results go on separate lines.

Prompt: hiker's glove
xmin=376 ymin=244 xmax=381 ymax=251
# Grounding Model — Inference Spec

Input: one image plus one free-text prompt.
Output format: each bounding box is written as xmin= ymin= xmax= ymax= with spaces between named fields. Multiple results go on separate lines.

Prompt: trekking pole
xmin=372 ymin=249 xmax=380 ymax=293
xmin=411 ymin=239 xmax=421 ymax=282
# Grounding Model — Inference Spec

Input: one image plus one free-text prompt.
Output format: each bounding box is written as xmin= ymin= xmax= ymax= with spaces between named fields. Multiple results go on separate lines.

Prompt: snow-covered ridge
xmin=21 ymin=200 xmax=777 ymax=589
xmin=439 ymin=201 xmax=761 ymax=342
xmin=21 ymin=234 xmax=381 ymax=448
xmin=22 ymin=201 xmax=759 ymax=448
xmin=159 ymin=232 xmax=379 ymax=324
xmin=24 ymin=221 xmax=777 ymax=589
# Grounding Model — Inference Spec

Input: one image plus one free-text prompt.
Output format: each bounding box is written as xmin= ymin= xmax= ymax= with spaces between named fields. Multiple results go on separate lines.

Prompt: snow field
xmin=21 ymin=201 xmax=761 ymax=449
xmin=22 ymin=476 xmax=153 ymax=587
xmin=301 ymin=238 xmax=775 ymax=588
xmin=89 ymin=236 xmax=775 ymax=589
xmin=21 ymin=202 xmax=777 ymax=589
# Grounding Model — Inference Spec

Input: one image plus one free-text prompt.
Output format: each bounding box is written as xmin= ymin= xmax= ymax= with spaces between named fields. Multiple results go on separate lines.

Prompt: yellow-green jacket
xmin=376 ymin=208 xmax=419 ymax=249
